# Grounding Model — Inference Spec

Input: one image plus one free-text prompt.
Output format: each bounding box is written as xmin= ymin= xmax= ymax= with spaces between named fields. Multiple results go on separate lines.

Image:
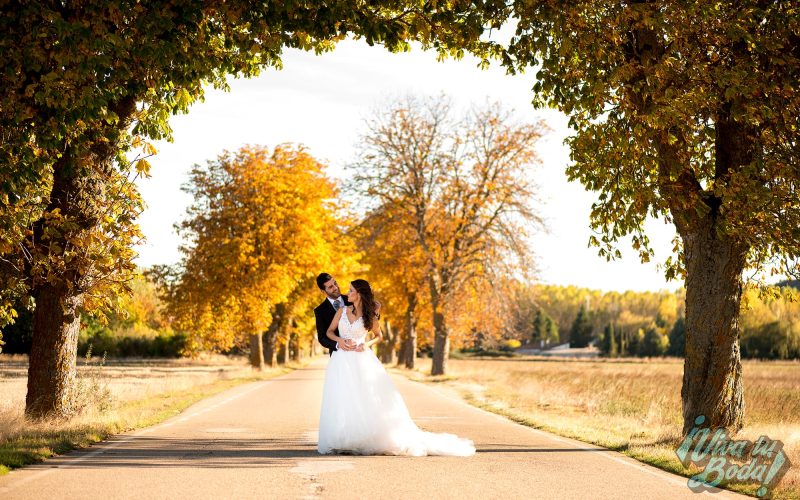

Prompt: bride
xmin=317 ymin=278 xmax=475 ymax=457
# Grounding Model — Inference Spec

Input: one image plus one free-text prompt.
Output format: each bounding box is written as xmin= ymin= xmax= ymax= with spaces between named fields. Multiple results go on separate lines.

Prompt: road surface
xmin=0 ymin=358 xmax=742 ymax=499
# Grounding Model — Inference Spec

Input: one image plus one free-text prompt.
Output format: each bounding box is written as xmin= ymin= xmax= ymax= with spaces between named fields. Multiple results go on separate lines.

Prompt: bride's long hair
xmin=351 ymin=279 xmax=376 ymax=331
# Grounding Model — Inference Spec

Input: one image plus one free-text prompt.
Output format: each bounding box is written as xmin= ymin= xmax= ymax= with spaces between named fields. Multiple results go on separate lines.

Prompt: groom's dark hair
xmin=316 ymin=273 xmax=333 ymax=290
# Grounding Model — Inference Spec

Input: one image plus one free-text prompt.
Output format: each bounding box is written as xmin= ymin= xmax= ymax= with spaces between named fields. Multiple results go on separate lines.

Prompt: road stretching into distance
xmin=0 ymin=359 xmax=743 ymax=499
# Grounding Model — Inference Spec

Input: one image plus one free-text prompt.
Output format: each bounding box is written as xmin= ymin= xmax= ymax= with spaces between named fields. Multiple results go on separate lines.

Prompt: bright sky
xmin=133 ymin=39 xmax=681 ymax=293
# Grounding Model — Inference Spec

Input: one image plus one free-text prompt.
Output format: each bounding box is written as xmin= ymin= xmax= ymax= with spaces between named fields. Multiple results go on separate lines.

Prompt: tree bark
xmin=430 ymin=290 xmax=449 ymax=375
xmin=403 ymin=293 xmax=418 ymax=369
xmin=24 ymin=142 xmax=86 ymax=421
xmin=660 ymin=104 xmax=754 ymax=435
xmin=290 ymin=321 xmax=300 ymax=361
xmin=680 ymin=213 xmax=749 ymax=435
xmin=262 ymin=303 xmax=286 ymax=367
xmin=263 ymin=330 xmax=278 ymax=367
xmin=309 ymin=337 xmax=317 ymax=357
xmin=249 ymin=332 xmax=264 ymax=370
xmin=403 ymin=335 xmax=417 ymax=369
xmin=396 ymin=334 xmax=407 ymax=366
xmin=278 ymin=317 xmax=291 ymax=365
xmin=26 ymin=284 xmax=81 ymax=418
xmin=431 ymin=312 xmax=449 ymax=375
xmin=278 ymin=337 xmax=289 ymax=365
xmin=379 ymin=319 xmax=396 ymax=364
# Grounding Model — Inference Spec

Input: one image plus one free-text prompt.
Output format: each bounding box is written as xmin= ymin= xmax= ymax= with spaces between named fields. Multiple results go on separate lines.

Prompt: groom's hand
xmin=355 ymin=344 xmax=365 ymax=352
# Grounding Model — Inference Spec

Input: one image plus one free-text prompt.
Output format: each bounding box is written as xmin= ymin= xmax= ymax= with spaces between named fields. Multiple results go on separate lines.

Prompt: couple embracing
xmin=313 ymin=273 xmax=475 ymax=457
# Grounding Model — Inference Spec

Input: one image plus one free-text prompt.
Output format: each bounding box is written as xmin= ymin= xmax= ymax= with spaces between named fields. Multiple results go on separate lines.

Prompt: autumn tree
xmin=455 ymin=1 xmax=800 ymax=433
xmin=601 ymin=323 xmax=617 ymax=358
xmin=0 ymin=1 xmax=493 ymax=419
xmin=161 ymin=145 xmax=339 ymax=368
xmin=640 ymin=325 xmax=669 ymax=357
xmin=445 ymin=281 xmax=511 ymax=350
xmin=349 ymin=96 xmax=545 ymax=375
xmin=509 ymin=280 xmax=537 ymax=344
xmin=528 ymin=308 xmax=559 ymax=347
xmin=354 ymin=203 xmax=429 ymax=368
xmin=740 ymin=285 xmax=800 ymax=360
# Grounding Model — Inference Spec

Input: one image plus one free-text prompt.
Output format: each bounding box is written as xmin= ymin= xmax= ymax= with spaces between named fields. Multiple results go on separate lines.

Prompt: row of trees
xmin=149 ymin=96 xmax=545 ymax=374
xmin=7 ymin=274 xmax=797 ymax=362
xmin=151 ymin=145 xmax=359 ymax=368
xmin=2 ymin=95 xmax=548 ymax=371
xmin=0 ymin=0 xmax=489 ymax=420
xmin=348 ymin=96 xmax=545 ymax=375
xmin=2 ymin=1 xmax=797 ymax=438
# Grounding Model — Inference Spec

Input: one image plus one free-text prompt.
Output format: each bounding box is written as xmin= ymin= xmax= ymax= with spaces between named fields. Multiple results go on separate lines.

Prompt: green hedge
xmin=78 ymin=330 xmax=187 ymax=358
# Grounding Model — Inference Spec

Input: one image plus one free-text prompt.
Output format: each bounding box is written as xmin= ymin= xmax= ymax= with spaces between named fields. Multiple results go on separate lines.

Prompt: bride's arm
xmin=326 ymin=308 xmax=347 ymax=345
xmin=363 ymin=319 xmax=382 ymax=348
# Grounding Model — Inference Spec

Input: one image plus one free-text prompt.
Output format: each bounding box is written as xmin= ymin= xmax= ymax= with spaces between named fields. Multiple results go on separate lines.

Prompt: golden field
xmin=400 ymin=356 xmax=800 ymax=499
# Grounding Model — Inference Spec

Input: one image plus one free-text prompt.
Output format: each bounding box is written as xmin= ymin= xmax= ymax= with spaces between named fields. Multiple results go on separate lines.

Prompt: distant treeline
xmin=509 ymin=281 xmax=800 ymax=360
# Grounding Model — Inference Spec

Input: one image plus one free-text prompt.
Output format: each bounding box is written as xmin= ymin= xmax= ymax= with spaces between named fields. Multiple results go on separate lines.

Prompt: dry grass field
xmin=0 ymin=354 xmax=294 ymax=474
xmin=399 ymin=356 xmax=800 ymax=499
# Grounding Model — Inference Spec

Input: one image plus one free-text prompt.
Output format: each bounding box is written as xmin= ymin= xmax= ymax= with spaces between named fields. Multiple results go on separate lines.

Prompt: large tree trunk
xmin=379 ymin=319 xmax=396 ymax=364
xmin=278 ymin=337 xmax=289 ymax=365
xmin=403 ymin=334 xmax=416 ymax=369
xmin=23 ymin=97 xmax=137 ymax=420
xmin=263 ymin=330 xmax=278 ymax=368
xmin=680 ymin=212 xmax=749 ymax=435
xmin=396 ymin=333 xmax=407 ymax=366
xmin=668 ymin=102 xmax=754 ymax=435
xmin=290 ymin=333 xmax=300 ymax=361
xmin=262 ymin=303 xmax=286 ymax=367
xmin=430 ymin=288 xmax=449 ymax=375
xmin=278 ymin=319 xmax=290 ymax=365
xmin=403 ymin=293 xmax=418 ymax=369
xmin=24 ymin=162 xmax=86 ymax=420
xmin=26 ymin=284 xmax=82 ymax=419
xmin=249 ymin=333 xmax=264 ymax=370
xmin=431 ymin=310 xmax=449 ymax=375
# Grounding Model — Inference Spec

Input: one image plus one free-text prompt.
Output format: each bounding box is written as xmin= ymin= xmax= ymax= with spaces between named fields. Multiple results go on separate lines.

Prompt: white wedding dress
xmin=317 ymin=309 xmax=475 ymax=456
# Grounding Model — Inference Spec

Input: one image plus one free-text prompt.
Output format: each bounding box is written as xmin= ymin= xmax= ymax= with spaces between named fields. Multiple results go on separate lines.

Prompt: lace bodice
xmin=338 ymin=308 xmax=368 ymax=345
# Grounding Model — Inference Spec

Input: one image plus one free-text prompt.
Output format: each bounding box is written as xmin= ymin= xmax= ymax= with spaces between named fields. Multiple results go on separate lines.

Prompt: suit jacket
xmin=314 ymin=296 xmax=351 ymax=355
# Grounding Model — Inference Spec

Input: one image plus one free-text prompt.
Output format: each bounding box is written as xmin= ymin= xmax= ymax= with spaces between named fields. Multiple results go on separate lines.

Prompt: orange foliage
xmin=166 ymin=144 xmax=348 ymax=352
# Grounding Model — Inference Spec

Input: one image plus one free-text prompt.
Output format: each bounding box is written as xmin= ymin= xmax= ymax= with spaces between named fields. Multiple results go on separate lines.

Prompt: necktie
xmin=334 ymin=299 xmax=343 ymax=310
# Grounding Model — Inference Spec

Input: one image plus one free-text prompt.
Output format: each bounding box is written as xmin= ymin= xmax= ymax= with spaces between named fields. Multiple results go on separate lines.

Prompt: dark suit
xmin=314 ymin=296 xmax=350 ymax=355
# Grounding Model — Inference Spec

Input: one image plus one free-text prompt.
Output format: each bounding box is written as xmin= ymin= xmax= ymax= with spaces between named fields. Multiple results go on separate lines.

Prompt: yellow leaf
xmin=135 ymin=158 xmax=152 ymax=177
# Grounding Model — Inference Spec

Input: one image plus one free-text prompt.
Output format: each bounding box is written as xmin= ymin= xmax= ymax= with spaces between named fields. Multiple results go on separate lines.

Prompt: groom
xmin=314 ymin=273 xmax=360 ymax=355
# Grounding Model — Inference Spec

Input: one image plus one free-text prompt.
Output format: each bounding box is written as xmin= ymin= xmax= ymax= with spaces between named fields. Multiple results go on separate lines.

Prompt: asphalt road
xmin=0 ymin=358 xmax=743 ymax=499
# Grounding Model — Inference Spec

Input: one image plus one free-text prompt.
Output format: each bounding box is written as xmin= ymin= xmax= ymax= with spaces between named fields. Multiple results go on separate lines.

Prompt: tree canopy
xmin=459 ymin=0 xmax=800 ymax=433
xmin=485 ymin=1 xmax=800 ymax=282
xmin=349 ymin=95 xmax=545 ymax=374
xmin=0 ymin=0 xmax=492 ymax=418
xmin=161 ymin=144 xmax=343 ymax=355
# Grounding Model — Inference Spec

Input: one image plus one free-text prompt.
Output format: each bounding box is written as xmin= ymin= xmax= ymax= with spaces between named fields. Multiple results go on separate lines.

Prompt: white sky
xmin=133 ymin=39 xmax=681 ymax=293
